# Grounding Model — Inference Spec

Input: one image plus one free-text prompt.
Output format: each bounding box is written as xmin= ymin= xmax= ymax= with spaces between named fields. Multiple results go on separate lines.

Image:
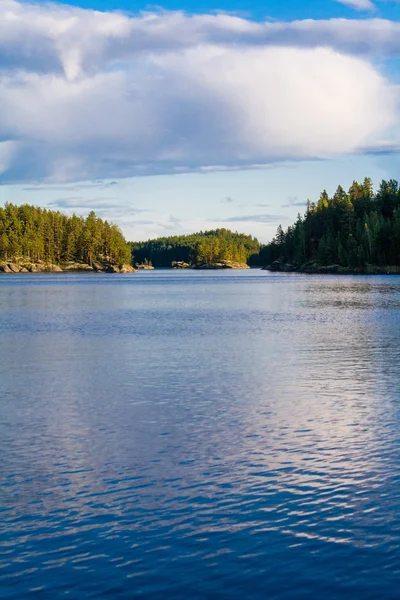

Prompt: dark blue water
xmin=1 ymin=270 xmax=400 ymax=599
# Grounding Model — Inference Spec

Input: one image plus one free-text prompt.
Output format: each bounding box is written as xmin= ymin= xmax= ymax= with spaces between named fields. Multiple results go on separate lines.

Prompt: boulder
xmin=119 ymin=264 xmax=137 ymax=273
xmin=44 ymin=264 xmax=63 ymax=272
xmin=262 ymin=259 xmax=299 ymax=272
xmin=172 ymin=261 xmax=190 ymax=269
xmin=29 ymin=264 xmax=41 ymax=272
xmin=92 ymin=261 xmax=104 ymax=272
xmin=105 ymin=265 xmax=120 ymax=273
xmin=19 ymin=267 xmax=29 ymax=273
xmin=62 ymin=262 xmax=93 ymax=271
xmin=299 ymin=261 xmax=318 ymax=273
xmin=7 ymin=263 xmax=20 ymax=273
xmin=262 ymin=259 xmax=284 ymax=272
xmin=0 ymin=263 xmax=12 ymax=273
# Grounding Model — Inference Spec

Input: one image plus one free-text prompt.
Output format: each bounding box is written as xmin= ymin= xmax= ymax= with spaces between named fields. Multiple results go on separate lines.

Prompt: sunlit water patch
xmin=1 ymin=271 xmax=400 ymax=599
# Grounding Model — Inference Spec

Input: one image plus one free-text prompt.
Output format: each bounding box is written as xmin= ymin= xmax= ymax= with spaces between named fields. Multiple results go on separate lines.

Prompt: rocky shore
xmin=0 ymin=259 xmax=136 ymax=274
xmin=262 ymin=258 xmax=400 ymax=275
xmin=193 ymin=260 xmax=250 ymax=270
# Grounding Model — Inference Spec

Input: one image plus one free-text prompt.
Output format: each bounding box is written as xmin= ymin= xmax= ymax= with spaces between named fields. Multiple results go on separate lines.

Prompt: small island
xmin=130 ymin=229 xmax=260 ymax=269
xmin=136 ymin=259 xmax=155 ymax=270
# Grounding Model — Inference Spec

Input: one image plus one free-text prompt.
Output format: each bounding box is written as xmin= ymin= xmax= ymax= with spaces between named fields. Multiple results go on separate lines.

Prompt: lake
xmin=1 ymin=270 xmax=400 ymax=599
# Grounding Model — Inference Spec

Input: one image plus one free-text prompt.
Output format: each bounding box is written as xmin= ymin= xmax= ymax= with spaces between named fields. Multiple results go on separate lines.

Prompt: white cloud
xmin=0 ymin=1 xmax=399 ymax=183
xmin=3 ymin=2 xmax=400 ymax=76
xmin=0 ymin=141 xmax=17 ymax=176
xmin=335 ymin=0 xmax=376 ymax=11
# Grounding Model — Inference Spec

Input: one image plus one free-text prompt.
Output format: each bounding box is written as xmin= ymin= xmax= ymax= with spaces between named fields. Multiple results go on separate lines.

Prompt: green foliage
xmin=0 ymin=203 xmax=131 ymax=266
xmin=130 ymin=229 xmax=260 ymax=267
xmin=266 ymin=178 xmax=400 ymax=269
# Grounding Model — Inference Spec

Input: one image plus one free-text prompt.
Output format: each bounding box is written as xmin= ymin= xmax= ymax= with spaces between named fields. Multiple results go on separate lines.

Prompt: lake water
xmin=1 ymin=270 xmax=400 ymax=599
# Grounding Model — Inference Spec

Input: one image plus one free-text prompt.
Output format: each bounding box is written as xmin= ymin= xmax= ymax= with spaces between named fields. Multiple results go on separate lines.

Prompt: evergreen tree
xmin=130 ymin=229 xmax=260 ymax=267
xmin=264 ymin=177 xmax=400 ymax=270
xmin=0 ymin=203 xmax=131 ymax=267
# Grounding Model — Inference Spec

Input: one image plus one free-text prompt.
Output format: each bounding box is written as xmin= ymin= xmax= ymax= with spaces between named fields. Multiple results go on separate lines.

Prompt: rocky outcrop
xmin=0 ymin=261 xmax=66 ymax=273
xmin=62 ymin=262 xmax=94 ymax=271
xmin=262 ymin=258 xmax=400 ymax=275
xmin=45 ymin=264 xmax=63 ymax=272
xmin=7 ymin=263 xmax=20 ymax=273
xmin=93 ymin=260 xmax=136 ymax=273
xmin=0 ymin=263 xmax=12 ymax=273
xmin=262 ymin=260 xmax=344 ymax=274
xmin=29 ymin=264 xmax=41 ymax=273
xmin=262 ymin=258 xmax=296 ymax=272
xmin=172 ymin=261 xmax=190 ymax=269
xmin=27 ymin=263 xmax=63 ymax=272
xmin=136 ymin=264 xmax=155 ymax=270
xmin=0 ymin=259 xmax=137 ymax=273
xmin=119 ymin=264 xmax=137 ymax=273
xmin=194 ymin=260 xmax=250 ymax=270
xmin=104 ymin=264 xmax=136 ymax=273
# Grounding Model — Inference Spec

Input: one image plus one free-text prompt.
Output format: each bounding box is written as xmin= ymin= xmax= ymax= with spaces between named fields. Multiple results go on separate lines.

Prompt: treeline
xmin=130 ymin=229 xmax=261 ymax=267
xmin=6 ymin=177 xmax=399 ymax=272
xmin=0 ymin=203 xmax=131 ymax=266
xmin=264 ymin=178 xmax=400 ymax=269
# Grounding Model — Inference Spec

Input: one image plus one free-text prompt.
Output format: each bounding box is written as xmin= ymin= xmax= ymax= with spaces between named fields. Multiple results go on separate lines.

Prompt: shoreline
xmin=0 ymin=260 xmax=136 ymax=274
xmin=262 ymin=260 xmax=400 ymax=276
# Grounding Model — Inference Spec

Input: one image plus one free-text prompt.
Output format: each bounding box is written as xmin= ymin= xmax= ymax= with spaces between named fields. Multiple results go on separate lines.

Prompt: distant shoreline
xmin=262 ymin=260 xmax=400 ymax=276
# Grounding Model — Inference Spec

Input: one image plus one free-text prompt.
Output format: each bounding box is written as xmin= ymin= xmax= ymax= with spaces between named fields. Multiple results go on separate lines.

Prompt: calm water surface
xmin=1 ymin=270 xmax=400 ymax=599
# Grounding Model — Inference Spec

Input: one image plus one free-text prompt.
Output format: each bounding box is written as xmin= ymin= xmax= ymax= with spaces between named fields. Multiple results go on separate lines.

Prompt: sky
xmin=1 ymin=0 xmax=400 ymax=243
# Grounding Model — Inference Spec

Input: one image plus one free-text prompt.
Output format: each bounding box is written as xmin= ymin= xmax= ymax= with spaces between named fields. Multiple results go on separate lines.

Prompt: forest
xmin=262 ymin=178 xmax=400 ymax=270
xmin=130 ymin=229 xmax=261 ymax=267
xmin=2 ymin=177 xmax=400 ymax=272
xmin=0 ymin=203 xmax=131 ymax=266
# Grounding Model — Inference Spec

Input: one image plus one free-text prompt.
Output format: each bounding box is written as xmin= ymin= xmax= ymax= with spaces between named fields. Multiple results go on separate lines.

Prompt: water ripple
xmin=1 ymin=272 xmax=400 ymax=598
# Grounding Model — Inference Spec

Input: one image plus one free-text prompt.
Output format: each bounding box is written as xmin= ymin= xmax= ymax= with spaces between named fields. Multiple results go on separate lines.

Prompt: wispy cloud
xmin=47 ymin=196 xmax=146 ymax=219
xmin=23 ymin=181 xmax=119 ymax=192
xmin=49 ymin=197 xmax=119 ymax=209
xmin=280 ymin=195 xmax=308 ymax=208
xmin=335 ymin=0 xmax=376 ymax=11
xmin=158 ymin=215 xmax=183 ymax=230
xmin=238 ymin=202 xmax=270 ymax=208
xmin=218 ymin=214 xmax=286 ymax=223
xmin=130 ymin=220 xmax=157 ymax=226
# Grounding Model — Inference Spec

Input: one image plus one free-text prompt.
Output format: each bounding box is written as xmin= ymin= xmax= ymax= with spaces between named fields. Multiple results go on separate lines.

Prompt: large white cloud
xmin=3 ymin=1 xmax=400 ymax=78
xmin=0 ymin=0 xmax=399 ymax=183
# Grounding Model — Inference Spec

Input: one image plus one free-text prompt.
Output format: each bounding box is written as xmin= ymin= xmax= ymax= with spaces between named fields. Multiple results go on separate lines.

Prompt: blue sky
xmin=1 ymin=0 xmax=400 ymax=242
xmin=54 ymin=0 xmax=400 ymax=20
